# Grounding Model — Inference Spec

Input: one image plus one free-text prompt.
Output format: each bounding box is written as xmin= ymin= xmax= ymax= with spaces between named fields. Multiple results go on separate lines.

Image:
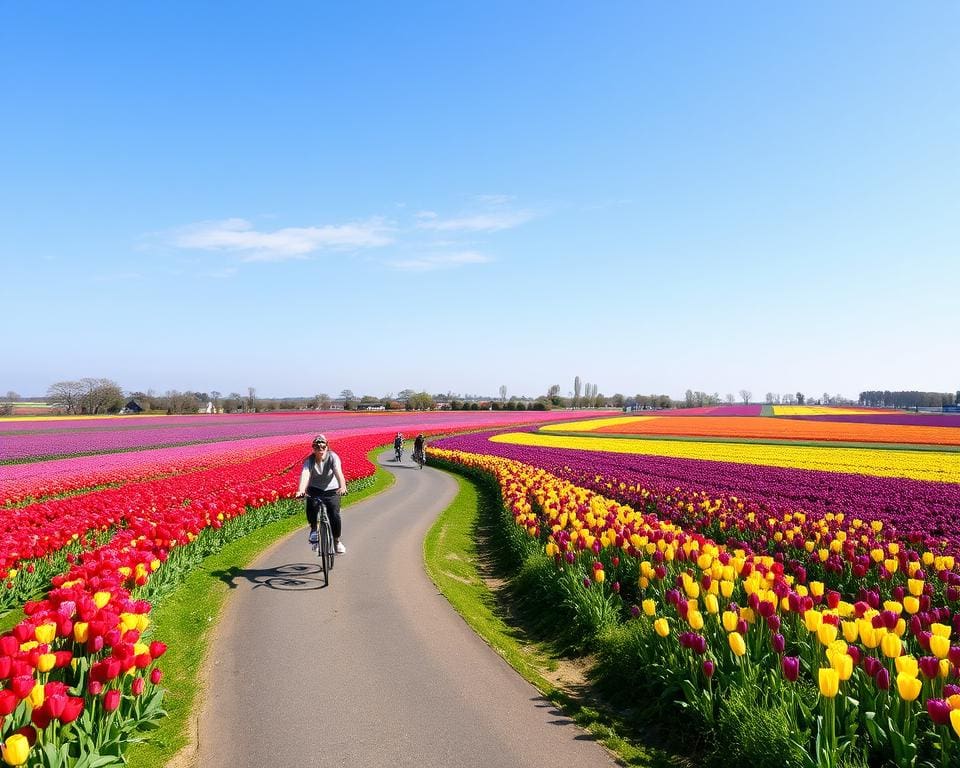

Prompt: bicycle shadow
xmin=212 ymin=563 xmax=329 ymax=591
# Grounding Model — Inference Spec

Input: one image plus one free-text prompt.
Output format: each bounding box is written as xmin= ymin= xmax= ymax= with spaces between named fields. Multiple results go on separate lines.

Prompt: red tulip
xmin=103 ymin=689 xmax=121 ymax=712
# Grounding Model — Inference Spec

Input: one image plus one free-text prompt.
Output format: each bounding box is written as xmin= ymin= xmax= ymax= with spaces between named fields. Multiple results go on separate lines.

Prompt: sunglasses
xmin=313 ymin=442 xmax=327 ymax=448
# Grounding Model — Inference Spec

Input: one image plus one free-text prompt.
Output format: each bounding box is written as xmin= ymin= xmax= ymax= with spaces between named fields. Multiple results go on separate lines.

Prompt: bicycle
xmin=413 ymin=448 xmax=425 ymax=469
xmin=308 ymin=495 xmax=336 ymax=585
xmin=394 ymin=444 xmax=403 ymax=462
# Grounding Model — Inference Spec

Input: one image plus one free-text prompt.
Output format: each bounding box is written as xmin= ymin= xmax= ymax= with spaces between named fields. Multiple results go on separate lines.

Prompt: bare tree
xmin=499 ymin=384 xmax=507 ymax=402
xmin=739 ymin=389 xmax=752 ymax=405
xmin=48 ymin=380 xmax=83 ymax=414
xmin=725 ymin=393 xmax=735 ymax=405
xmin=247 ymin=387 xmax=257 ymax=413
xmin=210 ymin=390 xmax=221 ymax=412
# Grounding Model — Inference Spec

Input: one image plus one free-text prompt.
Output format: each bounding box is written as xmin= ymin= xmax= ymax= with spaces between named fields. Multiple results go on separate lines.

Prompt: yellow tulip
xmin=881 ymin=632 xmax=902 ymax=659
xmin=931 ymin=622 xmax=951 ymax=639
xmin=28 ymin=682 xmax=44 ymax=708
xmin=93 ymin=591 xmax=111 ymax=609
xmin=907 ymin=578 xmax=924 ymax=597
xmin=73 ymin=622 xmax=89 ymax=643
xmin=948 ymin=693 xmax=960 ymax=710
xmin=817 ymin=623 xmax=838 ymax=646
xmin=903 ymin=596 xmax=920 ymax=615
xmin=1 ymin=733 xmax=30 ymax=766
xmin=930 ymin=634 xmax=950 ymax=659
xmin=831 ymin=652 xmax=853 ymax=681
xmin=654 ymin=618 xmax=670 ymax=637
xmin=729 ymin=631 xmax=747 ymax=657
xmin=722 ymin=610 xmax=738 ymax=632
xmin=36 ymin=653 xmax=56 ymax=673
xmin=896 ymin=655 xmax=918 ymax=677
xmin=897 ymin=673 xmax=922 ymax=702
xmin=841 ymin=621 xmax=859 ymax=643
xmin=720 ymin=580 xmax=734 ymax=598
xmin=809 ymin=581 xmax=825 ymax=597
xmin=804 ymin=609 xmax=823 ymax=632
xmin=594 ymin=570 xmax=605 ymax=584
xmin=33 ymin=623 xmax=56 ymax=644
xmin=688 ymin=611 xmax=704 ymax=631
xmin=642 ymin=599 xmax=656 ymax=617
xmin=818 ymin=667 xmax=840 ymax=698
xmin=952 ymin=710 xmax=960 ymax=739
xmin=704 ymin=593 xmax=719 ymax=615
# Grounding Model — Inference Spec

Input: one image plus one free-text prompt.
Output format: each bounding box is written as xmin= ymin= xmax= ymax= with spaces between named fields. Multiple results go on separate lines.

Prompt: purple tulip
xmin=875 ymin=667 xmax=891 ymax=691
xmin=919 ymin=656 xmax=941 ymax=679
xmin=781 ymin=656 xmax=799 ymax=682
xmin=927 ymin=698 xmax=951 ymax=726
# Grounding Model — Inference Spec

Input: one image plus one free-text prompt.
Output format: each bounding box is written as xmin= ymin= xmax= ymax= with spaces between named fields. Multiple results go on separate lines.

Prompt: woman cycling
xmin=295 ymin=434 xmax=347 ymax=554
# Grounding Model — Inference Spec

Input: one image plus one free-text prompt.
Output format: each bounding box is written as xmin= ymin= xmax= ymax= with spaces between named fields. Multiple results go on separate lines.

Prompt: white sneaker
xmin=308 ymin=531 xmax=318 ymax=549
xmin=335 ymin=540 xmax=346 ymax=555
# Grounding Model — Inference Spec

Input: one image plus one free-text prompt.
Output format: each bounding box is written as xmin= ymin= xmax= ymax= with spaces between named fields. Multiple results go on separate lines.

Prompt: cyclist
xmin=393 ymin=432 xmax=404 ymax=461
xmin=295 ymin=434 xmax=347 ymax=554
xmin=413 ymin=433 xmax=426 ymax=466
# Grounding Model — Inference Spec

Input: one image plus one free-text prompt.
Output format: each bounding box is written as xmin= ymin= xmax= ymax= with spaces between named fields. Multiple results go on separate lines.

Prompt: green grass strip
xmin=123 ymin=448 xmax=394 ymax=768
xmin=423 ymin=467 xmax=679 ymax=767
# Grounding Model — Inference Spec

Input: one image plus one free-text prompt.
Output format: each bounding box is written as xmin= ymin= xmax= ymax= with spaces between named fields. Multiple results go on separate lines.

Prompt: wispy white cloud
xmin=386 ymin=251 xmax=492 ymax=272
xmin=414 ymin=209 xmax=534 ymax=233
xmin=171 ymin=218 xmax=393 ymax=262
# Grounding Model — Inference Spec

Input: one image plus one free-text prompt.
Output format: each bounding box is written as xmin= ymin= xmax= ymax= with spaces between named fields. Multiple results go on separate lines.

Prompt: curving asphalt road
xmin=195 ymin=450 xmax=619 ymax=767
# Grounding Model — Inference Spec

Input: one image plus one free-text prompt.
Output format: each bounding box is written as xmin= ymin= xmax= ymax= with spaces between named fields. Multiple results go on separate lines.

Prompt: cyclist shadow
xmin=213 ymin=563 xmax=329 ymax=591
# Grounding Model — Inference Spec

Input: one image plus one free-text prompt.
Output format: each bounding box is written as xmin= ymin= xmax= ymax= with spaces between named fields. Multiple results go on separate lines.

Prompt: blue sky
xmin=3 ymin=2 xmax=957 ymax=400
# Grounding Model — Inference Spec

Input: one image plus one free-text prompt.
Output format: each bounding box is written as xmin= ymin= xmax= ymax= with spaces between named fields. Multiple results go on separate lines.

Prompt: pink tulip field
xmin=431 ymin=406 xmax=960 ymax=767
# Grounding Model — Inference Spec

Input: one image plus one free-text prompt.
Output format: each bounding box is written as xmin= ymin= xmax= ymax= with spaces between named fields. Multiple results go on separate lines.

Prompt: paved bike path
xmin=196 ymin=451 xmax=618 ymax=768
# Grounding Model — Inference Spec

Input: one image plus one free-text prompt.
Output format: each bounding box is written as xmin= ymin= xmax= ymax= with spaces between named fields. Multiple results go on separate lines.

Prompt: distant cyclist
xmin=295 ymin=434 xmax=347 ymax=554
xmin=393 ymin=432 xmax=404 ymax=461
xmin=413 ymin=433 xmax=426 ymax=466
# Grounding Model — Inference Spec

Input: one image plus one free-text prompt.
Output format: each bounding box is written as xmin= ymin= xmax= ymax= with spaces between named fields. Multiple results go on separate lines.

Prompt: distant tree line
xmin=28 ymin=377 xmax=958 ymax=417
xmin=858 ymin=390 xmax=959 ymax=408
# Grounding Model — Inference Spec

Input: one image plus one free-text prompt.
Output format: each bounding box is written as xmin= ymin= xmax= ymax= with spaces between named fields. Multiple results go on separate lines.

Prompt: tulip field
xmin=0 ymin=409 xmax=604 ymax=767
xmin=431 ymin=406 xmax=960 ymax=767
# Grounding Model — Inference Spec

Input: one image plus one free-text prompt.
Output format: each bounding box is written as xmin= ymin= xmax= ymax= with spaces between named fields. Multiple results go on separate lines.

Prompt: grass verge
xmin=423 ymin=465 xmax=683 ymax=767
xmin=125 ymin=448 xmax=394 ymax=768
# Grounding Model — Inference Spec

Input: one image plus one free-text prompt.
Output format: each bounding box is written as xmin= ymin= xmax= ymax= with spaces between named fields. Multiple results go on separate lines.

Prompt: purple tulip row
xmin=433 ymin=430 xmax=960 ymax=549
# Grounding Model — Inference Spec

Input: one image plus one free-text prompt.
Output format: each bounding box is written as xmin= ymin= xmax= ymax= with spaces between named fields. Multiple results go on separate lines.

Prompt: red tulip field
xmin=431 ymin=406 xmax=960 ymax=768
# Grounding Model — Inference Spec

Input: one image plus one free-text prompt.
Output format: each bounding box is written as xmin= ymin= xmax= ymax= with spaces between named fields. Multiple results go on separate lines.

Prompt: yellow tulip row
xmin=489 ymin=431 xmax=960 ymax=483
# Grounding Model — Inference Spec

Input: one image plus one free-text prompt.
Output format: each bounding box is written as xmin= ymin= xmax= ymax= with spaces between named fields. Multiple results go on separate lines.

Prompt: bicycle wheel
xmin=320 ymin=520 xmax=335 ymax=576
xmin=318 ymin=520 xmax=331 ymax=585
